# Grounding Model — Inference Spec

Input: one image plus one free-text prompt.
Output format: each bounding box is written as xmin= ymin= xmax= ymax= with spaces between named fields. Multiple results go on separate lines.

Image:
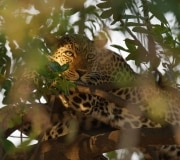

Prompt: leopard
xmin=46 ymin=34 xmax=180 ymax=159
xmin=50 ymin=34 xmax=180 ymax=127
xmin=5 ymin=34 xmax=180 ymax=159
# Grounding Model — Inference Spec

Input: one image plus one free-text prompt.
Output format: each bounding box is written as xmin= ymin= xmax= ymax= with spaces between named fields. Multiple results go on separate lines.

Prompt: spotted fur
xmin=43 ymin=34 xmax=180 ymax=159
xmin=12 ymin=34 xmax=177 ymax=160
xmin=50 ymin=34 xmax=180 ymax=128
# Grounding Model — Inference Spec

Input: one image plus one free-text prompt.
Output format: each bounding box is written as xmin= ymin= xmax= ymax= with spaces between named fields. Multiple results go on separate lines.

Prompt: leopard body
xmin=19 ymin=34 xmax=180 ymax=159
xmin=50 ymin=34 xmax=180 ymax=129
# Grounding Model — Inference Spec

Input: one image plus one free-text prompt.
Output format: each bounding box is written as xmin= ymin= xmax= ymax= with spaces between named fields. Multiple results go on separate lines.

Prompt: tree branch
xmin=3 ymin=127 xmax=179 ymax=160
xmin=0 ymin=103 xmax=51 ymax=138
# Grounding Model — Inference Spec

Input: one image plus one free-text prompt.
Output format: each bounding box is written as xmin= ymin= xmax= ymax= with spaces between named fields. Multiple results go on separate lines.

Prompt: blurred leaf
xmin=2 ymin=79 xmax=11 ymax=91
xmin=0 ymin=137 xmax=15 ymax=153
xmin=8 ymin=115 xmax=22 ymax=128
xmin=121 ymin=14 xmax=142 ymax=19
xmin=0 ymin=35 xmax=6 ymax=46
xmin=126 ymin=22 xmax=145 ymax=27
xmin=125 ymin=39 xmax=138 ymax=51
xmin=0 ymin=74 xmax=6 ymax=84
xmin=55 ymin=77 xmax=76 ymax=95
xmin=48 ymin=62 xmax=69 ymax=73
xmin=148 ymin=3 xmax=168 ymax=24
xmin=100 ymin=9 xmax=112 ymax=19
xmin=132 ymin=27 xmax=148 ymax=34
xmin=106 ymin=151 xmax=118 ymax=159
xmin=152 ymin=24 xmax=170 ymax=34
xmin=96 ymin=1 xmax=109 ymax=9
xmin=0 ymin=45 xmax=7 ymax=57
xmin=64 ymin=0 xmax=84 ymax=9
xmin=85 ymin=5 xmax=97 ymax=13
xmin=126 ymin=46 xmax=148 ymax=66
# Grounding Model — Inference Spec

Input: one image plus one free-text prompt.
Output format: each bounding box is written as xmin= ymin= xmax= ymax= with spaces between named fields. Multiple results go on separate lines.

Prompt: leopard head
xmin=51 ymin=34 xmax=135 ymax=86
xmin=51 ymin=34 xmax=97 ymax=81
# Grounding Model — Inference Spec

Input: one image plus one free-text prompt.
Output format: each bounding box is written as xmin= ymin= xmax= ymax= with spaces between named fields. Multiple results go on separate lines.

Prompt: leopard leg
xmin=158 ymin=145 xmax=180 ymax=160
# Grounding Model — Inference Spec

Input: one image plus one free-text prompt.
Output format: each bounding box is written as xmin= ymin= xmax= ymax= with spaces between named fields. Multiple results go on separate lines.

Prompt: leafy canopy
xmin=0 ymin=0 xmax=180 ymax=158
xmin=0 ymin=0 xmax=179 ymax=103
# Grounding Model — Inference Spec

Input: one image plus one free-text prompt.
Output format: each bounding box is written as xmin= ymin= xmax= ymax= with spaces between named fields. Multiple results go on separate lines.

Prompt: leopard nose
xmin=76 ymin=69 xmax=87 ymax=77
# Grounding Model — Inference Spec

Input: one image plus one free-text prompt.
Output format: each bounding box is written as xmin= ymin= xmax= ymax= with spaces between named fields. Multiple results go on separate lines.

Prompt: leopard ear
xmin=94 ymin=34 xmax=108 ymax=48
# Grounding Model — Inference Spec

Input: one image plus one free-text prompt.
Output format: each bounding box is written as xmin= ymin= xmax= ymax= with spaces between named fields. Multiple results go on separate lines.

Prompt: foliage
xmin=97 ymin=0 xmax=180 ymax=85
xmin=0 ymin=0 xmax=180 ymax=159
xmin=0 ymin=0 xmax=179 ymax=103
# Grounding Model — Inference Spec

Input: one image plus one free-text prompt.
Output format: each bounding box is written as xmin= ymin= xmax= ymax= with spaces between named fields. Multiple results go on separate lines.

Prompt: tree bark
xmin=3 ymin=126 xmax=179 ymax=160
xmin=1 ymin=85 xmax=180 ymax=160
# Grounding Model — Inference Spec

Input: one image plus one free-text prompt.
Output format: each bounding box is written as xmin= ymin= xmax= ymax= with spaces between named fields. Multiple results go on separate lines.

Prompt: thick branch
xmin=31 ymin=127 xmax=180 ymax=160
xmin=0 ymin=103 xmax=51 ymax=138
xmin=4 ymin=127 xmax=179 ymax=160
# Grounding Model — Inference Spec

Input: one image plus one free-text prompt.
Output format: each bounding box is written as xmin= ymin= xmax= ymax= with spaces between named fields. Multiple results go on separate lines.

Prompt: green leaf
xmin=126 ymin=46 xmax=148 ymax=66
xmin=121 ymin=14 xmax=142 ymax=19
xmin=152 ymin=24 xmax=170 ymax=34
xmin=100 ymin=9 xmax=112 ymax=19
xmin=0 ymin=138 xmax=15 ymax=153
xmin=148 ymin=3 xmax=168 ymax=24
xmin=96 ymin=2 xmax=109 ymax=9
xmin=48 ymin=62 xmax=69 ymax=73
xmin=2 ymin=79 xmax=12 ymax=91
xmin=132 ymin=27 xmax=148 ymax=34
xmin=53 ymin=77 xmax=76 ymax=94
xmin=0 ymin=74 xmax=5 ymax=84
xmin=0 ymin=33 xmax=6 ymax=44
xmin=2 ymin=96 xmax=8 ymax=104
xmin=8 ymin=115 xmax=22 ymax=128
xmin=151 ymin=24 xmax=170 ymax=43
xmin=124 ymin=39 xmax=138 ymax=51
xmin=126 ymin=22 xmax=145 ymax=27
xmin=84 ymin=5 xmax=96 ymax=13
xmin=106 ymin=151 xmax=118 ymax=159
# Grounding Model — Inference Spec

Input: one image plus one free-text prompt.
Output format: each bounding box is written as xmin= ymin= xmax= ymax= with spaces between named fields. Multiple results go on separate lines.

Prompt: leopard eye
xmin=64 ymin=51 xmax=74 ymax=57
xmin=87 ymin=53 xmax=95 ymax=60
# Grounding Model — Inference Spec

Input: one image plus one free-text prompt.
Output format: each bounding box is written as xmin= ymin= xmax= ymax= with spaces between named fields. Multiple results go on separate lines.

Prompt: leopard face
xmin=51 ymin=34 xmax=96 ymax=81
xmin=51 ymin=34 xmax=135 ymax=86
